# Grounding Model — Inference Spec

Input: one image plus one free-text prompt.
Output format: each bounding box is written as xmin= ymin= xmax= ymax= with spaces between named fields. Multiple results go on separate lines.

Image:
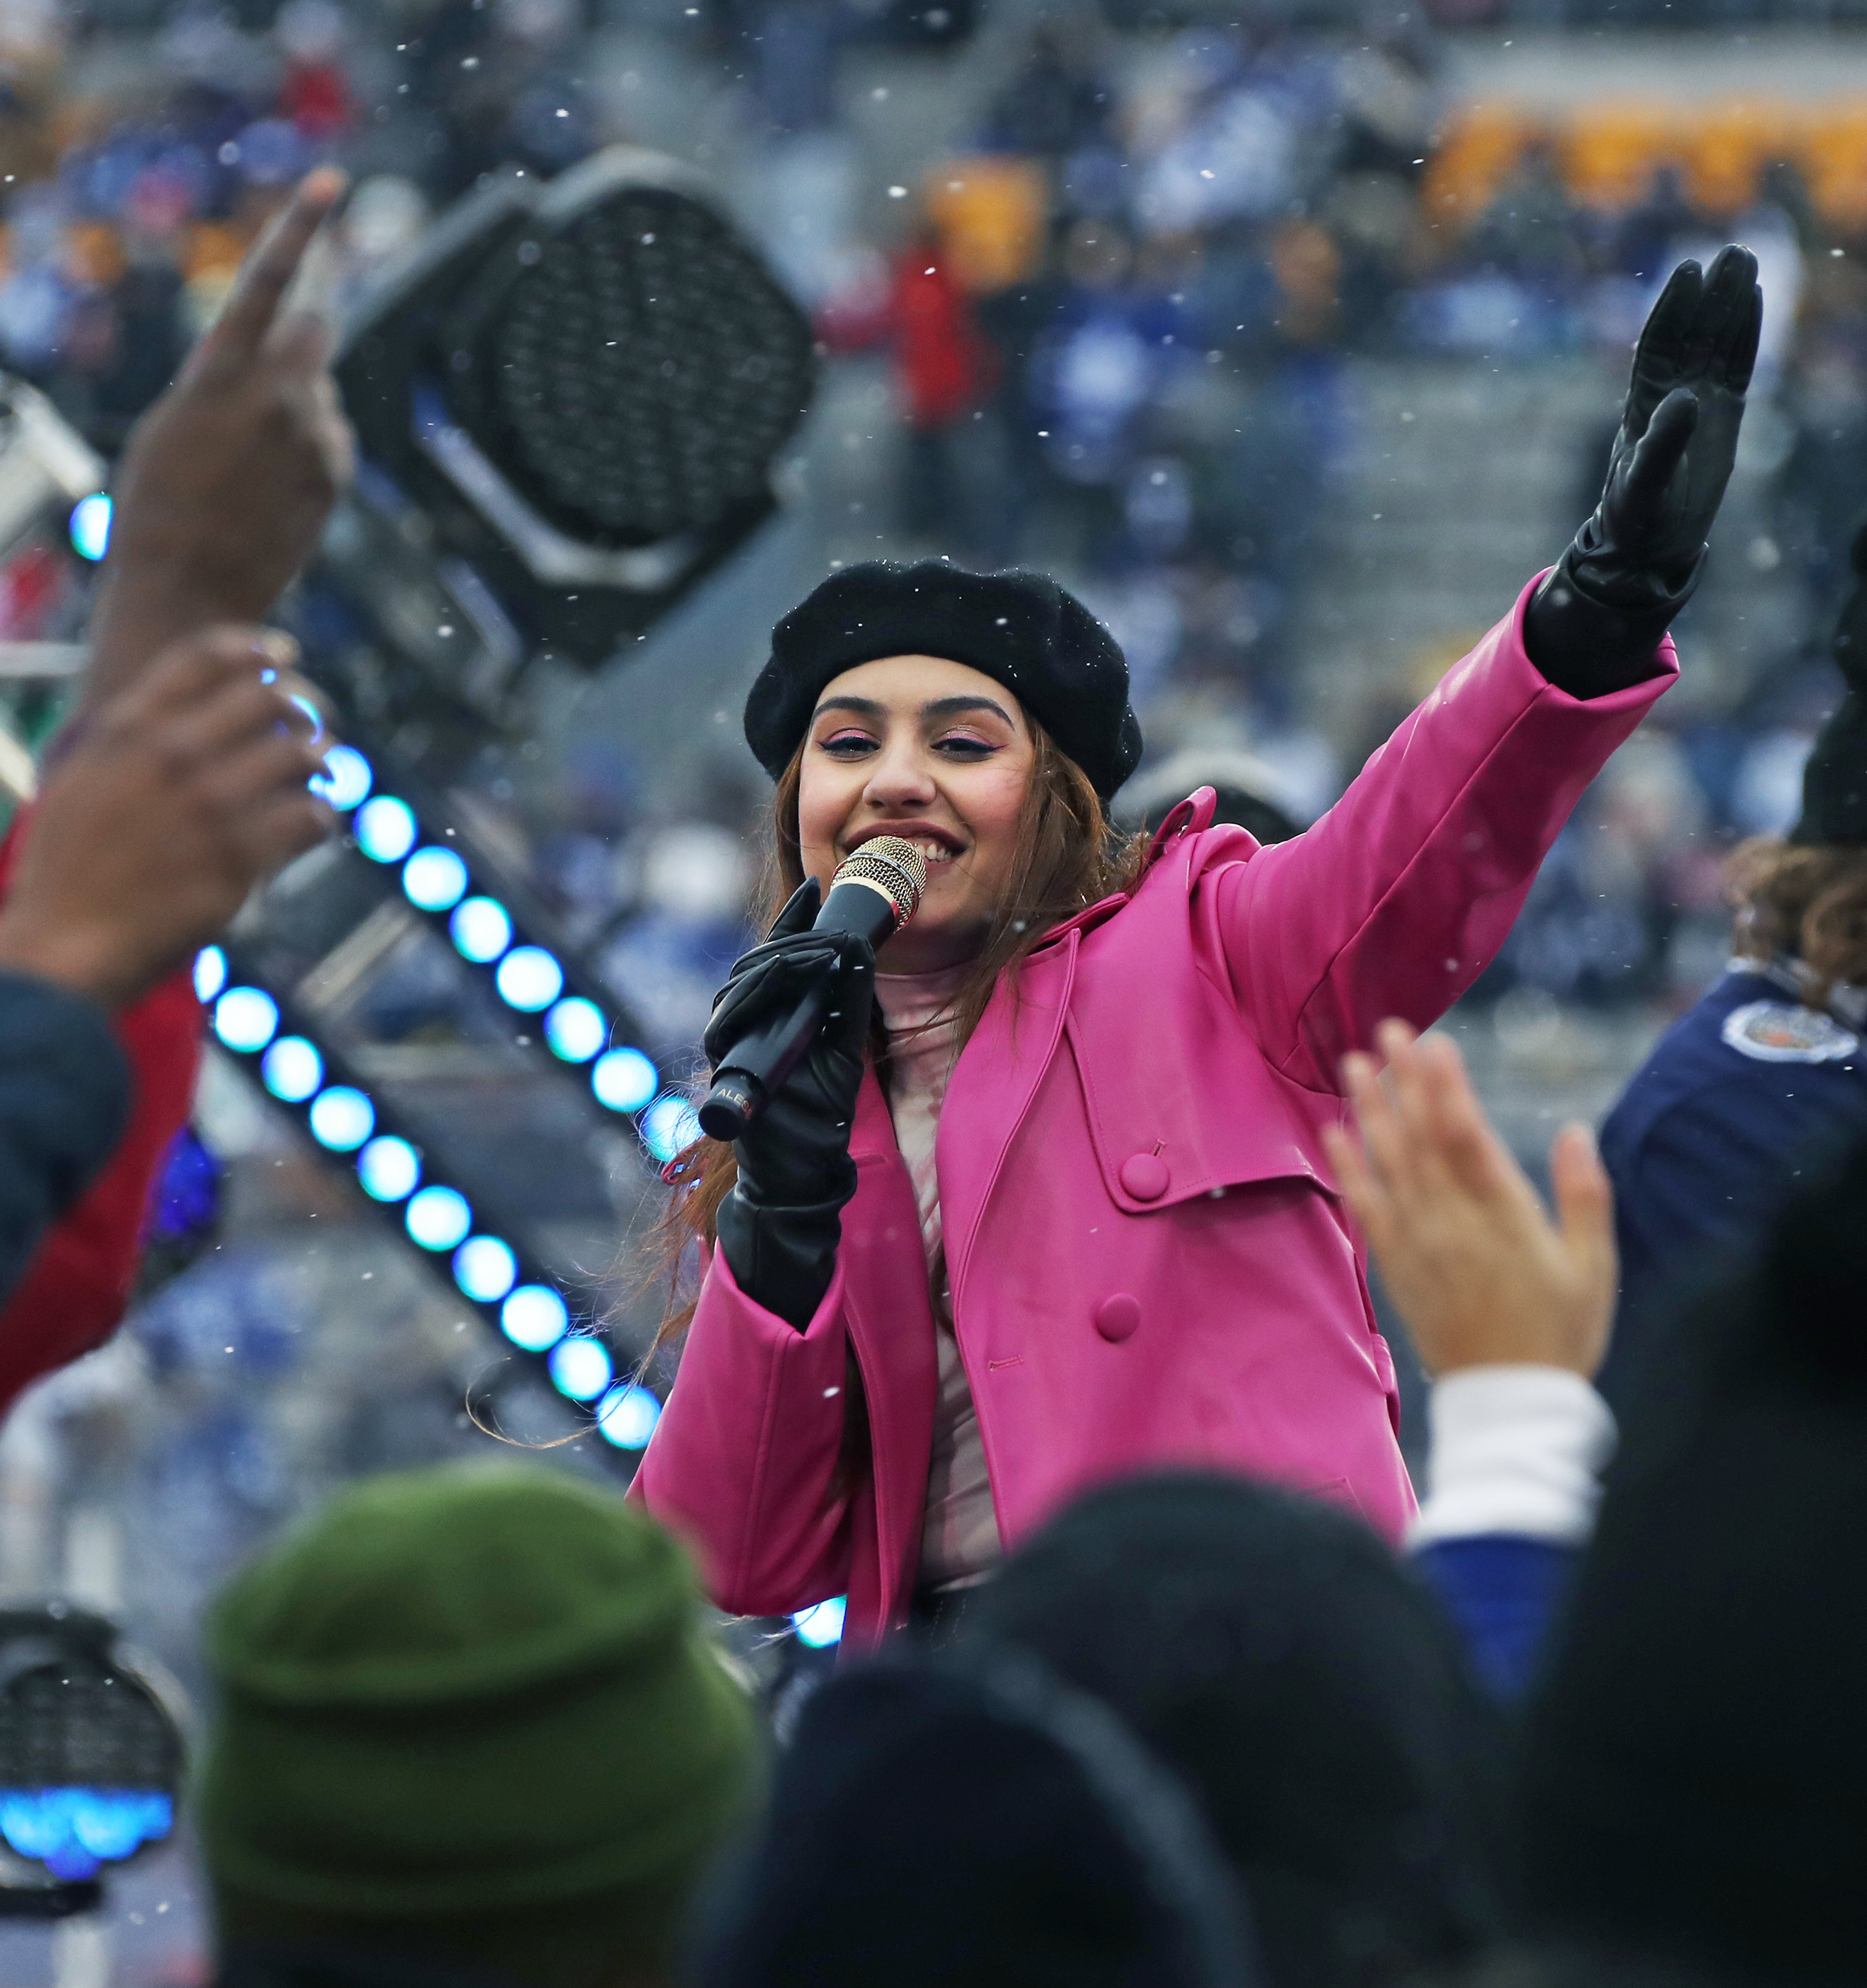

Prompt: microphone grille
xmin=832 ymin=836 xmax=929 ymax=926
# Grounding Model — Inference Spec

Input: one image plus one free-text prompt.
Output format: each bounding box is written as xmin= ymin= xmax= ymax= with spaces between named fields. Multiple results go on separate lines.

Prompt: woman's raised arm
xmin=1206 ymin=248 xmax=1763 ymax=1091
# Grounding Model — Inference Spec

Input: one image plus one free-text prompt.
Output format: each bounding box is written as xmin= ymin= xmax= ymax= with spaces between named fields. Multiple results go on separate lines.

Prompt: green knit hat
xmin=196 ymin=1460 xmax=761 ymax=1921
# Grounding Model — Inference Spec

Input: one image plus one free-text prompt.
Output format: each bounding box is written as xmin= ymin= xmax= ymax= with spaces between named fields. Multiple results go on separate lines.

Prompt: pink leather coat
xmin=634 ymin=579 xmax=1676 ymax=1647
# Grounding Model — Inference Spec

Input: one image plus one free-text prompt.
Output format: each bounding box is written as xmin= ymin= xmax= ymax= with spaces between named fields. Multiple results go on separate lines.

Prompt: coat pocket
xmin=1066 ymin=1012 xmax=1340 ymax=1216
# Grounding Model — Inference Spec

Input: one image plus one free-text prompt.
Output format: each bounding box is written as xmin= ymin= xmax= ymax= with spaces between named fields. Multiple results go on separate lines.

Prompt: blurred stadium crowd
xmin=4 ymin=0 xmax=1867 ymax=1056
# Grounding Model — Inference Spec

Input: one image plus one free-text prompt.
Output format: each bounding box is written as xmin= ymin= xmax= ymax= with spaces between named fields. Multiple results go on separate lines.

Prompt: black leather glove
xmin=705 ymin=877 xmax=875 ymax=1329
xmin=1526 ymin=244 xmax=1763 ymax=699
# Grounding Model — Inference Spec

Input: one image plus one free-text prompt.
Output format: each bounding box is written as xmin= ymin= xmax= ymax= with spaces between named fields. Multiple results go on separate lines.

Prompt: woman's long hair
xmin=1728 ymin=835 xmax=1867 ymax=1006
xmin=648 ymin=721 xmax=1149 ymax=1357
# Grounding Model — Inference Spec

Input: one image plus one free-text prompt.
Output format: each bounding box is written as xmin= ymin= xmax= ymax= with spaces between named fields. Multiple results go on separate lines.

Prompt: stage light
xmin=455 ymin=163 xmax=815 ymax=554
xmin=308 ymin=1085 xmax=375 ymax=1151
xmin=495 ymin=945 xmax=563 ymax=1012
xmin=501 ymin=1283 xmax=569 ymax=1351
xmin=260 ymin=1035 xmax=323 ymax=1103
xmin=334 ymin=148 xmax=816 ymax=669
xmin=357 ymin=1135 xmax=421 ymax=1202
xmin=213 ymin=986 xmax=279 ymax=1054
xmin=354 ymin=795 xmax=418 ymax=864
xmin=596 ymin=1383 xmax=660 ymax=1449
xmin=640 ymin=1093 xmax=701 ymax=1162
xmin=0 ymin=1603 xmax=183 ymax=1892
xmin=544 ymin=996 xmax=606 ymax=1062
xmin=194 ymin=946 xmax=228 ymax=1003
xmin=793 ymin=1597 xmax=845 ymax=1648
xmin=402 ymin=845 xmax=469 ymax=912
xmin=208 ymin=948 xmax=624 ymax=1437
xmin=591 ymin=1046 xmax=657 ymax=1111
xmin=312 ymin=743 xmax=373 ymax=811
xmin=0 ymin=1790 xmax=172 ymax=1878
xmin=548 ymin=1335 xmax=612 ymax=1401
xmin=68 ymin=492 xmax=111 ymax=561
xmin=450 ymin=896 xmax=512 ymax=963
xmin=453 ymin=1234 xmax=517 ymax=1303
xmin=406 ymin=1184 xmax=472 ymax=1251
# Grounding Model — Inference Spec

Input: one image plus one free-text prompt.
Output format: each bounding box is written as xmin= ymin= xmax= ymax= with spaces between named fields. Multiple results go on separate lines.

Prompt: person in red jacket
xmin=0 ymin=168 xmax=354 ymax=1421
xmin=820 ymin=221 xmax=1001 ymax=557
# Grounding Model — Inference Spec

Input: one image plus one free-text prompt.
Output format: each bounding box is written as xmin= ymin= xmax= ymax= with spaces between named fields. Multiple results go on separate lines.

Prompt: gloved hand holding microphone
xmin=702 ymin=838 xmax=927 ymax=1330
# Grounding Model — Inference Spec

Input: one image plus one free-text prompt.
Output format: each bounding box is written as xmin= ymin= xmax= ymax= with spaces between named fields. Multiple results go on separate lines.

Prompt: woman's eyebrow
xmin=811 ymin=695 xmax=887 ymax=722
xmin=921 ymin=694 xmax=1016 ymax=727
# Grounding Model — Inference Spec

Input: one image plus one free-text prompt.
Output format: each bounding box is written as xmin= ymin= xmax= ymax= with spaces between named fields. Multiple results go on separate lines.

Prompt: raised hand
xmin=1322 ymin=1020 xmax=1617 ymax=1380
xmin=84 ymin=169 xmax=357 ymax=709
xmin=0 ymin=628 xmax=331 ymax=1010
xmin=1592 ymin=247 xmax=1762 ymax=592
xmin=1527 ymin=245 xmax=1763 ymax=696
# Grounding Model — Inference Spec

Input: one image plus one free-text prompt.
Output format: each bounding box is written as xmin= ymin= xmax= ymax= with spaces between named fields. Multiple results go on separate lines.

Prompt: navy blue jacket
xmin=1598 ymin=966 xmax=1867 ymax=1404
xmin=0 ymin=972 xmax=129 ymax=1310
xmin=1414 ymin=1536 xmax=1576 ymax=1700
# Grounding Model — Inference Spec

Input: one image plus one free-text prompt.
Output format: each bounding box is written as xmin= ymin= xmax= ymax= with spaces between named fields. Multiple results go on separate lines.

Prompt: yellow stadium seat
xmin=1562 ymin=102 xmax=1683 ymax=212
xmin=1682 ymin=99 xmax=1802 ymax=218
xmin=1420 ymin=104 xmax=1541 ymax=237
xmin=924 ymin=157 xmax=1049 ymax=295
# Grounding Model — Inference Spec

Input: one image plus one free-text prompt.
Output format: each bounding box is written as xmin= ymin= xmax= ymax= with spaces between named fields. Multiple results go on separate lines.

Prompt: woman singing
xmin=634 ymin=249 xmax=1761 ymax=1648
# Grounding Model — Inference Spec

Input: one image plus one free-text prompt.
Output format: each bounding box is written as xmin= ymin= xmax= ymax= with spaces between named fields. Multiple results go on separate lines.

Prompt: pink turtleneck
xmin=872 ymin=963 xmax=1004 ymax=1591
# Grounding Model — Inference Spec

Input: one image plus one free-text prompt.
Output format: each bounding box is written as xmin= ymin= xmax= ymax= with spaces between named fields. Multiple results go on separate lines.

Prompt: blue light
xmin=501 ymin=1284 xmax=569 ymax=1351
xmin=213 ymin=986 xmax=278 ymax=1054
xmin=311 ymin=744 xmax=373 ymax=812
xmin=402 ymin=845 xmax=469 ymax=912
xmin=68 ymin=493 xmax=111 ymax=561
xmin=793 ymin=1597 xmax=846 ymax=1648
xmin=549 ymin=1335 xmax=613 ymax=1401
xmin=0 ymin=1788 xmax=173 ymax=1879
xmin=354 ymin=796 xmax=417 ymax=864
xmin=194 ymin=945 xmax=228 ymax=1003
xmin=592 ymin=1046 xmax=658 ymax=1112
xmin=453 ymin=1235 xmax=517 ymax=1303
xmin=641 ymin=1093 xmax=702 ymax=1162
xmin=357 ymin=1135 xmax=421 ymax=1202
xmin=544 ymin=997 xmax=607 ymax=1063
xmin=495 ymin=945 xmax=564 ymax=1012
xmin=260 ymin=1036 xmax=323 ymax=1103
xmin=597 ymin=1383 xmax=661 ymax=1449
xmin=406 ymin=1185 xmax=471 ymax=1251
xmin=450 ymin=896 xmax=512 ymax=964
xmin=307 ymin=1085 xmax=375 ymax=1151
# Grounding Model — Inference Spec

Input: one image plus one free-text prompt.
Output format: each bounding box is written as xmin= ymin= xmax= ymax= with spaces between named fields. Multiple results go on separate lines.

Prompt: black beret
xmin=745 ymin=561 xmax=1143 ymax=801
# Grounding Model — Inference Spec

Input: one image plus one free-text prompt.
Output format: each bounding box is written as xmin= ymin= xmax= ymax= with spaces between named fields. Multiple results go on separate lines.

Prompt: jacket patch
xmin=1721 ymin=1000 xmax=1860 ymax=1065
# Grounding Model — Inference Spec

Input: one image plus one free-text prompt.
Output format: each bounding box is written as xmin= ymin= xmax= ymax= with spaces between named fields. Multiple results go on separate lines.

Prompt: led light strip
xmin=311 ymin=742 xmax=702 ymax=1164
xmin=197 ymin=941 xmax=662 ymax=1455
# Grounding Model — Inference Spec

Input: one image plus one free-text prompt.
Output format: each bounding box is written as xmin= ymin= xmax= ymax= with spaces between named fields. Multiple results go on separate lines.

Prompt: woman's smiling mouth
xmin=846 ymin=825 xmax=965 ymax=868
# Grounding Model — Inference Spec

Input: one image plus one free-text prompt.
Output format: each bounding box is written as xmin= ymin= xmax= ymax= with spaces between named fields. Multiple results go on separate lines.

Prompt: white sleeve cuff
xmin=1407 ymin=1364 xmax=1617 ymax=1549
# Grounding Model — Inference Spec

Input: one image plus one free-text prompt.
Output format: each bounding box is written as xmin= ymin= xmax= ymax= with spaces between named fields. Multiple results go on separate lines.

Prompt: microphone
xmin=698 ymin=835 xmax=929 ymax=1142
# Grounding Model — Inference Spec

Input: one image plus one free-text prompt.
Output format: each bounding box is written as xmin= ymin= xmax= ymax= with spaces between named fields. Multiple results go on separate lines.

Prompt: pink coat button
xmin=1119 ymin=1152 xmax=1170 ymax=1201
xmin=1094 ymin=1292 xmax=1142 ymax=1343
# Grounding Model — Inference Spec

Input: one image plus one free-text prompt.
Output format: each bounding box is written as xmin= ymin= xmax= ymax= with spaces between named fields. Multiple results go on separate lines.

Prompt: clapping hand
xmin=1322 ymin=1020 xmax=1617 ymax=1381
xmin=0 ymin=629 xmax=331 ymax=1009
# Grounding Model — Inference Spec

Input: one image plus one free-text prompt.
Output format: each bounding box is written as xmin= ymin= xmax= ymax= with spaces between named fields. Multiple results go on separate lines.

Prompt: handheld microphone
xmin=698 ymin=836 xmax=929 ymax=1142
